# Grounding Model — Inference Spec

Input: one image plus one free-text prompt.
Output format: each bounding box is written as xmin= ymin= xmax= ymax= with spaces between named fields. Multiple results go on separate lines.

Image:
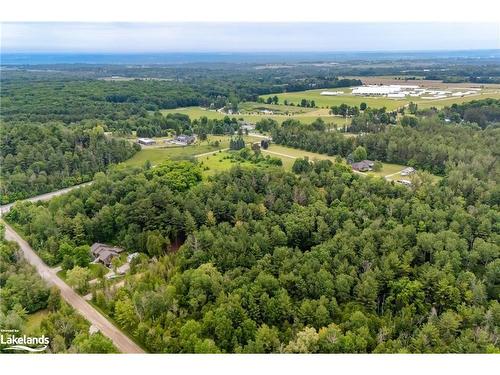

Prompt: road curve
xmin=3 ymin=222 xmax=145 ymax=353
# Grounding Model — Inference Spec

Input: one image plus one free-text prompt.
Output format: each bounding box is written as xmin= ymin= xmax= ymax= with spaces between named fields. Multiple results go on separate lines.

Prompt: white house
xmin=137 ymin=138 xmax=156 ymax=146
xmin=400 ymin=167 xmax=416 ymax=176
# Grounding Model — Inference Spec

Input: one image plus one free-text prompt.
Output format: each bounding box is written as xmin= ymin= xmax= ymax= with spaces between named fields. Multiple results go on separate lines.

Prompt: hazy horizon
xmin=2 ymin=50 xmax=499 ymax=65
xmin=2 ymin=22 xmax=499 ymax=54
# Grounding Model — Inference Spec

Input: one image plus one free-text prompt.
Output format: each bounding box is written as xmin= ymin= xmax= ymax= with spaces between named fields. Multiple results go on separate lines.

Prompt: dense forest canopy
xmin=439 ymin=99 xmax=500 ymax=129
xmin=6 ymin=143 xmax=499 ymax=352
xmin=0 ymin=69 xmax=359 ymax=124
xmin=0 ymin=122 xmax=138 ymax=203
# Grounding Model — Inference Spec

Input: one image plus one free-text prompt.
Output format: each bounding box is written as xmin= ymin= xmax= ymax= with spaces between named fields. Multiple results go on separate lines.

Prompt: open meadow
xmin=121 ymin=135 xmax=439 ymax=183
xmin=161 ymin=105 xmax=346 ymax=126
xmin=260 ymin=85 xmax=500 ymax=111
xmin=120 ymin=135 xmax=263 ymax=167
xmin=261 ymin=89 xmax=407 ymax=110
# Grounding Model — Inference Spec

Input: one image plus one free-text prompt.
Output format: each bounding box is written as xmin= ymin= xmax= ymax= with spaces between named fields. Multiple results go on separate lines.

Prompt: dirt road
xmin=194 ymin=148 xmax=229 ymax=158
xmin=3 ymin=222 xmax=144 ymax=353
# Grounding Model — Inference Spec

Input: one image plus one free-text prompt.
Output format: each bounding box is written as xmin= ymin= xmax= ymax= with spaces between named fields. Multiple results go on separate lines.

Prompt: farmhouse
xmin=351 ymin=160 xmax=374 ymax=172
xmin=137 ymin=138 xmax=156 ymax=145
xmin=91 ymin=243 xmax=124 ymax=267
xmin=174 ymin=135 xmax=196 ymax=145
xmin=238 ymin=120 xmax=255 ymax=131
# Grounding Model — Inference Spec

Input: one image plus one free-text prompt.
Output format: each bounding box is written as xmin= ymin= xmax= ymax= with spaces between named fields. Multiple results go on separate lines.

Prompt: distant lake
xmin=1 ymin=50 xmax=499 ymax=65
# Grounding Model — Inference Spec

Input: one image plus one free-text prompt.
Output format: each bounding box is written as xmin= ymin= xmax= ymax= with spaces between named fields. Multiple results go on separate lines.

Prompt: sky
xmin=2 ymin=22 xmax=499 ymax=53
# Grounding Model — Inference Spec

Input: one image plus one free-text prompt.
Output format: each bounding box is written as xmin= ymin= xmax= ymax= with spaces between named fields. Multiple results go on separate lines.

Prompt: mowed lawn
xmin=123 ymin=137 xmax=441 ymax=184
xmin=121 ymin=135 xmax=263 ymax=168
xmin=368 ymin=162 xmax=442 ymax=183
xmin=261 ymin=144 xmax=419 ymax=181
xmin=161 ymin=106 xmax=347 ymax=125
xmin=198 ymin=146 xmax=420 ymax=182
xmin=367 ymin=163 xmax=408 ymax=179
xmin=122 ymin=144 xmax=221 ymax=167
xmin=197 ymin=151 xmax=262 ymax=176
xmin=160 ymin=107 xmax=228 ymax=120
xmin=261 ymin=144 xmax=343 ymax=170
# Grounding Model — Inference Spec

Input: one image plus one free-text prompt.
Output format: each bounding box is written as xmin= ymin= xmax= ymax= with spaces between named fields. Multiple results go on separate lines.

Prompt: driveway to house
xmin=383 ymin=171 xmax=402 ymax=180
xmin=261 ymin=149 xmax=366 ymax=176
xmin=3 ymin=222 xmax=145 ymax=353
xmin=194 ymin=148 xmax=230 ymax=158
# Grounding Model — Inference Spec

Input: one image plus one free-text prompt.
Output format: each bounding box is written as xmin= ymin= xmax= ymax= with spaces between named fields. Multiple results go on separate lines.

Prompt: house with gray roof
xmin=90 ymin=243 xmax=124 ymax=267
xmin=350 ymin=160 xmax=374 ymax=172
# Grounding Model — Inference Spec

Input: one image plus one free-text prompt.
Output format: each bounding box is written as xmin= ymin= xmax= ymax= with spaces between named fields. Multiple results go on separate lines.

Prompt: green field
xmin=261 ymin=88 xmax=500 ymax=111
xmin=121 ymin=135 xmax=263 ymax=168
xmin=262 ymin=89 xmax=407 ymax=110
xmin=367 ymin=163 xmax=408 ymax=179
xmin=161 ymin=105 xmax=346 ymax=126
xmin=160 ymin=107 xmax=228 ymax=120
xmin=197 ymin=151 xmax=259 ymax=176
xmin=260 ymin=144 xmax=425 ymax=182
xmin=261 ymin=144 xmax=347 ymax=171
xmin=416 ymin=91 xmax=500 ymax=109
xmin=121 ymin=131 xmax=441 ymax=183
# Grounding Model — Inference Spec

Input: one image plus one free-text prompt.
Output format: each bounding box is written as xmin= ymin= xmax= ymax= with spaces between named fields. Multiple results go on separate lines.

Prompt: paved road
xmin=3 ymin=222 xmax=144 ymax=353
xmin=0 ymin=182 xmax=93 ymax=215
xmin=1 ymin=184 xmax=144 ymax=353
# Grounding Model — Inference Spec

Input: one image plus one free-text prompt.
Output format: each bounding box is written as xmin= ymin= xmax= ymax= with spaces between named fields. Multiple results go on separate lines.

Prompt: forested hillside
xmin=6 ymin=155 xmax=499 ymax=353
xmin=0 ymin=224 xmax=116 ymax=353
xmin=0 ymin=123 xmax=138 ymax=203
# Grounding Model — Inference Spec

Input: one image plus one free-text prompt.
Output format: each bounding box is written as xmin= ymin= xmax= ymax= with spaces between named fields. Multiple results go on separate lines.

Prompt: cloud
xmin=2 ymin=22 xmax=499 ymax=53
